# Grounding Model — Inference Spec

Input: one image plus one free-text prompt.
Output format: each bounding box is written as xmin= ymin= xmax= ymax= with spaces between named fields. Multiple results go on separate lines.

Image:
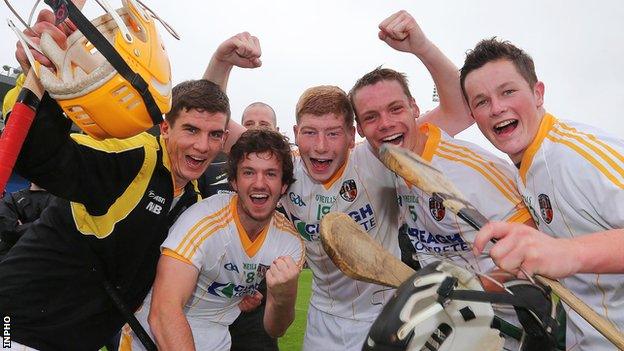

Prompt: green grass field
xmin=278 ymin=268 xmax=313 ymax=350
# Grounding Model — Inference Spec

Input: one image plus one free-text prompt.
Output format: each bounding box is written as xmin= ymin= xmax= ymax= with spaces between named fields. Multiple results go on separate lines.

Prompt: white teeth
xmin=251 ymin=194 xmax=268 ymax=199
xmin=188 ymin=156 xmax=205 ymax=162
xmin=382 ymin=133 xmax=402 ymax=142
xmin=495 ymin=120 xmax=516 ymax=129
xmin=312 ymin=158 xmax=330 ymax=163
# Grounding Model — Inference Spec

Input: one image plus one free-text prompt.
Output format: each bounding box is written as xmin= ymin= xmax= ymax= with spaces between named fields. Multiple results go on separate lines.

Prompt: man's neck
xmin=236 ymin=203 xmax=271 ymax=242
xmin=410 ymin=129 xmax=428 ymax=156
xmin=173 ymin=178 xmax=188 ymax=197
xmin=510 ymin=108 xmax=548 ymax=167
xmin=242 ymin=218 xmax=270 ymax=242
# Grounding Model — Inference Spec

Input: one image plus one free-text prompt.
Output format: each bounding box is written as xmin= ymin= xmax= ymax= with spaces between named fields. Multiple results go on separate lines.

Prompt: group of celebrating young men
xmin=0 ymin=4 xmax=622 ymax=351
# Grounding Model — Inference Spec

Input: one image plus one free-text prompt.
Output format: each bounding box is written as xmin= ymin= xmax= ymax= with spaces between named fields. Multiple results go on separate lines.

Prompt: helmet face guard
xmin=363 ymin=261 xmax=562 ymax=351
xmin=9 ymin=0 xmax=178 ymax=140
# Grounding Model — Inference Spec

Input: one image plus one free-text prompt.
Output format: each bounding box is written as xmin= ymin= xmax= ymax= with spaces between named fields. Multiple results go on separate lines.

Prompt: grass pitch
xmin=278 ymin=268 xmax=313 ymax=350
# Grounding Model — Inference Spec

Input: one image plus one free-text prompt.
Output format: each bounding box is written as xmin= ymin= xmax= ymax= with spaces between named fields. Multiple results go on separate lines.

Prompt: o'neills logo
xmin=339 ymin=179 xmax=357 ymax=202
xmin=538 ymin=194 xmax=553 ymax=224
xmin=429 ymin=196 xmax=445 ymax=221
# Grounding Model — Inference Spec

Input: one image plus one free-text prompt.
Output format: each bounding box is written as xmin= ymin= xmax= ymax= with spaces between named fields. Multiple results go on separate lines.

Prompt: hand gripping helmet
xmin=9 ymin=0 xmax=178 ymax=139
xmin=363 ymin=261 xmax=563 ymax=351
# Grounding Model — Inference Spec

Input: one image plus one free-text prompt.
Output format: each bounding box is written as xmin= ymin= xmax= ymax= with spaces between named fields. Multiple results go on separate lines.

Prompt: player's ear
xmin=221 ymin=130 xmax=230 ymax=149
xmin=160 ymin=120 xmax=170 ymax=137
xmin=230 ymin=179 xmax=238 ymax=192
xmin=348 ymin=125 xmax=356 ymax=148
xmin=356 ymin=122 xmax=364 ymax=138
xmin=293 ymin=125 xmax=299 ymax=144
xmin=409 ymin=98 xmax=420 ymax=119
xmin=534 ymin=81 xmax=545 ymax=108
xmin=280 ymin=183 xmax=288 ymax=196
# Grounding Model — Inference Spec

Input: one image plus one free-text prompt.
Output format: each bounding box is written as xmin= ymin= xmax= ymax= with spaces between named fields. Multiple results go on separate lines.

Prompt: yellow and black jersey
xmin=0 ymin=93 xmax=201 ymax=350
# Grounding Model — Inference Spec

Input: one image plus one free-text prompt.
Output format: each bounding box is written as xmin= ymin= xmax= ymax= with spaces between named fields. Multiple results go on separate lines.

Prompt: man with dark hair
xmin=461 ymin=38 xmax=624 ymax=351
xmin=0 ymin=14 xmax=257 ymax=348
xmin=199 ymin=100 xmax=278 ymax=199
xmin=195 ymin=32 xmax=282 ymax=351
xmin=0 ymin=77 xmax=228 ymax=350
xmin=348 ymin=11 xmax=540 ymax=349
xmin=202 ymin=11 xmax=474 ymax=350
xmin=121 ymin=129 xmax=304 ymax=351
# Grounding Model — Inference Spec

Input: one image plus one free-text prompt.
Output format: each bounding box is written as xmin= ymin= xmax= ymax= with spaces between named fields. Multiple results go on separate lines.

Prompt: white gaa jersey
xmin=283 ymin=141 xmax=399 ymax=321
xmin=165 ymin=193 xmax=304 ymax=323
xmin=398 ymin=124 xmax=531 ymax=270
xmin=516 ymin=113 xmax=624 ymax=351
xmin=121 ymin=193 xmax=304 ymax=351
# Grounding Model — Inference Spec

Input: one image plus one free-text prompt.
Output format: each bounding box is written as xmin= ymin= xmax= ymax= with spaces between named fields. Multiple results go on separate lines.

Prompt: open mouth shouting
xmin=493 ymin=119 xmax=518 ymax=136
xmin=185 ymin=155 xmax=207 ymax=170
xmin=381 ymin=133 xmax=404 ymax=146
xmin=250 ymin=193 xmax=270 ymax=206
xmin=310 ymin=158 xmax=333 ymax=173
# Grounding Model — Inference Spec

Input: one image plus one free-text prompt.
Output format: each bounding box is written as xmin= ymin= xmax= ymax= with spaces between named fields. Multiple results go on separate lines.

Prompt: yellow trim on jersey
xmin=70 ymin=134 xmax=159 ymax=238
xmin=162 ymin=247 xmax=194 ymax=266
xmin=419 ymin=124 xmax=442 ymax=162
xmin=434 ymin=143 xmax=520 ymax=204
xmin=435 ymin=150 xmax=518 ymax=204
xmin=232 ymin=196 xmax=270 ymax=258
xmin=187 ymin=217 xmax=232 ymax=260
xmin=174 ymin=201 xmax=232 ymax=258
xmin=273 ymin=211 xmax=300 ymax=236
xmin=70 ymin=132 xmax=159 ymax=151
xmin=159 ymin=135 xmax=172 ymax=171
xmin=519 ymin=113 xmax=555 ymax=184
xmin=557 ymin=123 xmax=624 ymax=164
xmin=273 ymin=212 xmax=306 ymax=267
xmin=506 ymin=207 xmax=532 ymax=224
xmin=551 ymin=123 xmax=624 ymax=188
xmin=438 ymin=141 xmax=517 ymax=192
xmin=322 ymin=155 xmax=349 ymax=190
xmin=546 ymin=134 xmax=624 ymax=189
xmin=119 ymin=324 xmax=133 ymax=351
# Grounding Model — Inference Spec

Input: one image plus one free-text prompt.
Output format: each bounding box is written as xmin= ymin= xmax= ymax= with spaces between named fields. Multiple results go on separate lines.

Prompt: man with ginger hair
xmin=201 ymin=11 xmax=472 ymax=349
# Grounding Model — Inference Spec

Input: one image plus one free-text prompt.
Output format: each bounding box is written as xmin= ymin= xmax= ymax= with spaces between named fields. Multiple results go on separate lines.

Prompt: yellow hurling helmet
xmin=13 ymin=0 xmax=179 ymax=139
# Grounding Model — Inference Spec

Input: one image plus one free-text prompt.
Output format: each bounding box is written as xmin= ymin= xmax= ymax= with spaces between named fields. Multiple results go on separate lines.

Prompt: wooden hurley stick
xmin=379 ymin=143 xmax=624 ymax=350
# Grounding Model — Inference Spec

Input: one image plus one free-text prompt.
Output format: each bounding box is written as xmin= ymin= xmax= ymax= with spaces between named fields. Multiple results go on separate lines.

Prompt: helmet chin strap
xmin=6 ymin=0 xmax=180 ymax=139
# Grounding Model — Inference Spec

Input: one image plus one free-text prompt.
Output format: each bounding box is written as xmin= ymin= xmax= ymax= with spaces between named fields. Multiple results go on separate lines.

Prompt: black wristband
xmin=16 ymin=88 xmax=41 ymax=111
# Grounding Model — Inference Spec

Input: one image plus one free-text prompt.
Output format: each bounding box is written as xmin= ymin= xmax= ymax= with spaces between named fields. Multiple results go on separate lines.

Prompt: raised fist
xmin=213 ymin=32 xmax=262 ymax=69
xmin=266 ymin=256 xmax=300 ymax=301
xmin=378 ymin=10 xmax=431 ymax=56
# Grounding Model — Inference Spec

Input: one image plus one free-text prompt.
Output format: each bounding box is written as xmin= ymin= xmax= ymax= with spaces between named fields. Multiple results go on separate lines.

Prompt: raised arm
xmin=148 ymin=254 xmax=200 ymax=351
xmin=202 ymin=32 xmax=262 ymax=152
xmin=202 ymin=32 xmax=262 ymax=92
xmin=263 ymin=255 xmax=300 ymax=337
xmin=378 ymin=10 xmax=472 ymax=136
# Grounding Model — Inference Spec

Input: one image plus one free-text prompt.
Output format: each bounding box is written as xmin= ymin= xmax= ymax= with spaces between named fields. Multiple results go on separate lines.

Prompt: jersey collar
xmin=231 ymin=195 xmax=270 ymax=258
xmin=519 ymin=113 xmax=556 ymax=184
xmin=418 ymin=123 xmax=442 ymax=162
